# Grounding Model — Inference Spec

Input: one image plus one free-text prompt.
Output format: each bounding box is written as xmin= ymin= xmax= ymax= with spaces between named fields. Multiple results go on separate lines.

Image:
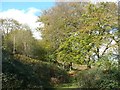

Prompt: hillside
xmin=2 ymin=51 xmax=70 ymax=89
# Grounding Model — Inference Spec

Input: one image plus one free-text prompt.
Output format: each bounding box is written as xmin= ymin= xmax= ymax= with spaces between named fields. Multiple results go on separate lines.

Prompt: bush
xmin=2 ymin=50 xmax=70 ymax=88
xmin=77 ymin=67 xmax=119 ymax=89
xmin=77 ymin=68 xmax=102 ymax=88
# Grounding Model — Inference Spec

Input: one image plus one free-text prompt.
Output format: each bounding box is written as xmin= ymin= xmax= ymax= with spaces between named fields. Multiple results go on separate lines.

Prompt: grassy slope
xmin=2 ymin=53 xmax=71 ymax=88
xmin=3 ymin=50 xmax=119 ymax=89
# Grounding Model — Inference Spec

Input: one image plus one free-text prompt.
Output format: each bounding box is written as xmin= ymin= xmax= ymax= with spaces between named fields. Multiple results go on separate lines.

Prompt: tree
xmin=37 ymin=2 xmax=88 ymax=51
xmin=1 ymin=18 xmax=47 ymax=60
xmin=0 ymin=18 xmax=30 ymax=53
xmin=56 ymin=2 xmax=118 ymax=67
xmin=0 ymin=18 xmax=22 ymax=36
xmin=1 ymin=18 xmax=33 ymax=56
xmin=4 ymin=28 xmax=34 ymax=55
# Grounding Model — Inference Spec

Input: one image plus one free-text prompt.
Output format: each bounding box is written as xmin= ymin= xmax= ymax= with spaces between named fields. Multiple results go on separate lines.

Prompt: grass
xmin=5 ymin=53 xmax=108 ymax=89
xmin=55 ymin=82 xmax=79 ymax=88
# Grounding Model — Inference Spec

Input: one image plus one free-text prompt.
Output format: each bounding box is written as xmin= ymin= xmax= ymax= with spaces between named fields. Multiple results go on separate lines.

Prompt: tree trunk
xmin=97 ymin=47 xmax=100 ymax=60
xmin=13 ymin=35 xmax=16 ymax=54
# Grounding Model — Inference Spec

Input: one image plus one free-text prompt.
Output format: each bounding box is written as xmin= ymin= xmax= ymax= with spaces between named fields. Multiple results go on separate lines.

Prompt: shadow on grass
xmin=2 ymin=50 xmax=69 ymax=89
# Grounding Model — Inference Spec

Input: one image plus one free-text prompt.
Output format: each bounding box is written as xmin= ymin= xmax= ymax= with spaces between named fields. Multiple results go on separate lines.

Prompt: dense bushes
xmin=2 ymin=50 xmax=42 ymax=88
xmin=2 ymin=50 xmax=69 ymax=89
xmin=77 ymin=67 xmax=119 ymax=89
xmin=2 ymin=49 xmax=119 ymax=89
xmin=75 ymin=56 xmax=119 ymax=89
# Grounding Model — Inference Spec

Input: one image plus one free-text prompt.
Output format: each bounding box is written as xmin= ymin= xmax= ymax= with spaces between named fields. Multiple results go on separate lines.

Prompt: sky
xmin=0 ymin=0 xmax=118 ymax=39
xmin=0 ymin=2 xmax=55 ymax=39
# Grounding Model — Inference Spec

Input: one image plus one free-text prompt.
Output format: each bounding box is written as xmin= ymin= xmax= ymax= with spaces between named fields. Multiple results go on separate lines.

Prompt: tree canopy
xmin=38 ymin=2 xmax=118 ymax=66
xmin=2 ymin=2 xmax=120 ymax=89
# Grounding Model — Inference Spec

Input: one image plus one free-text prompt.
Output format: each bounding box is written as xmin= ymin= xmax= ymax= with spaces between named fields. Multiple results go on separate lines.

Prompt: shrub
xmin=77 ymin=67 xmax=119 ymax=89
xmin=2 ymin=50 xmax=70 ymax=88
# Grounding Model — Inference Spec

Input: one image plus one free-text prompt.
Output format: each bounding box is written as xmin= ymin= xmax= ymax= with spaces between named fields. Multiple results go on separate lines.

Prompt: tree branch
xmin=101 ymin=40 xmax=112 ymax=57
